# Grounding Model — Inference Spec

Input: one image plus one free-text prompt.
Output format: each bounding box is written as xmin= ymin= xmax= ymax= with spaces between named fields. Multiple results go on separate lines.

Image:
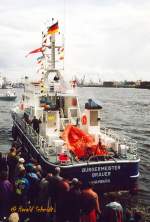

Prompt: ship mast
xmin=51 ymin=35 xmax=55 ymax=70
xmin=43 ymin=20 xmax=60 ymax=82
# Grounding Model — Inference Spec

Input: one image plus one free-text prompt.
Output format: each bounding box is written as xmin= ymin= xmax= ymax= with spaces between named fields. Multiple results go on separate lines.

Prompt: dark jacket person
xmin=31 ymin=116 xmax=41 ymax=134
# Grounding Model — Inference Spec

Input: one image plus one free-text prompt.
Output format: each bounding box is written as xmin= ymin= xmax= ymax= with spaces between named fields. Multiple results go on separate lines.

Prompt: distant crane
xmin=80 ymin=75 xmax=85 ymax=85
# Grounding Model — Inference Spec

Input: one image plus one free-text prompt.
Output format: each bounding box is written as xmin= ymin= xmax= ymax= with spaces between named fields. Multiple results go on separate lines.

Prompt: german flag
xmin=48 ymin=22 xmax=59 ymax=35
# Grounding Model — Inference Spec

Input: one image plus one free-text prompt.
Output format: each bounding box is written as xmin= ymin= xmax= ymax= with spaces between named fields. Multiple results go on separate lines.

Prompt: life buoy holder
xmin=72 ymin=98 xmax=77 ymax=106
xmin=81 ymin=114 xmax=87 ymax=125
xmin=70 ymin=80 xmax=77 ymax=88
xmin=20 ymin=103 xmax=24 ymax=111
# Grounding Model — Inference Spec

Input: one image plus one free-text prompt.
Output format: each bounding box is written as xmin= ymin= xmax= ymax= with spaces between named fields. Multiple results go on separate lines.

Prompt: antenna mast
xmin=51 ymin=35 xmax=55 ymax=70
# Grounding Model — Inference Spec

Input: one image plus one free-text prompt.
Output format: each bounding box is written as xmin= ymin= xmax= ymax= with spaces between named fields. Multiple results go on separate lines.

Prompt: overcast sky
xmin=0 ymin=0 xmax=150 ymax=81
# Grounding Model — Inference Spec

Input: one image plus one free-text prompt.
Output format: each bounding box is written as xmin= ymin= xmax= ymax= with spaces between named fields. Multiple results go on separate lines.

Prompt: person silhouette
xmin=31 ymin=116 xmax=42 ymax=134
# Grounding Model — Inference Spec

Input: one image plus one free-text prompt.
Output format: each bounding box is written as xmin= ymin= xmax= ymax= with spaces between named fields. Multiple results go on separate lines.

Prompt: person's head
xmin=12 ymin=141 xmax=18 ymax=149
xmin=10 ymin=147 xmax=16 ymax=153
xmin=126 ymin=208 xmax=132 ymax=221
xmin=88 ymin=98 xmax=92 ymax=103
xmin=71 ymin=178 xmax=81 ymax=189
xmin=46 ymin=173 xmax=52 ymax=180
xmin=29 ymin=157 xmax=38 ymax=165
xmin=25 ymin=163 xmax=34 ymax=173
xmin=82 ymin=181 xmax=93 ymax=189
xmin=60 ymin=179 xmax=70 ymax=192
xmin=71 ymin=178 xmax=78 ymax=184
xmin=18 ymin=168 xmax=26 ymax=178
xmin=54 ymin=166 xmax=61 ymax=175
xmin=8 ymin=212 xmax=19 ymax=222
xmin=35 ymin=164 xmax=42 ymax=173
xmin=18 ymin=158 xmax=25 ymax=164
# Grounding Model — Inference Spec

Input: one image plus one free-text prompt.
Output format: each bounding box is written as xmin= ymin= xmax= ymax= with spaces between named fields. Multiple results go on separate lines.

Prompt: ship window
xmin=47 ymin=112 xmax=57 ymax=128
xmin=61 ymin=118 xmax=70 ymax=129
xmin=90 ymin=110 xmax=98 ymax=126
xmin=70 ymin=109 xmax=78 ymax=117
xmin=40 ymin=96 xmax=46 ymax=103
xmin=46 ymin=96 xmax=58 ymax=109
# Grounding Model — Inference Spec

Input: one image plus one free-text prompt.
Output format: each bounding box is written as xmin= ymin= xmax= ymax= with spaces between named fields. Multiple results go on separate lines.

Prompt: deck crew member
xmin=31 ymin=116 xmax=42 ymax=134
xmin=54 ymin=74 xmax=60 ymax=82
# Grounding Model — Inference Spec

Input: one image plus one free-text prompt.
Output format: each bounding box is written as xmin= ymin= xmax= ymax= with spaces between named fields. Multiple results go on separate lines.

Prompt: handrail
xmin=12 ymin=111 xmax=49 ymax=156
xmin=88 ymin=153 xmax=115 ymax=163
xmin=100 ymin=127 xmax=138 ymax=156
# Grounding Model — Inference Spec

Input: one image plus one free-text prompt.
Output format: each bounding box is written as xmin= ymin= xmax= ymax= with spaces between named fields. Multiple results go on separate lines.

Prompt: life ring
xmin=81 ymin=114 xmax=87 ymax=125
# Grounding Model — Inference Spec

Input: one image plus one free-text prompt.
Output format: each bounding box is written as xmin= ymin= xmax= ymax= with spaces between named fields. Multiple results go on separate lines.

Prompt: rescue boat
xmin=11 ymin=20 xmax=140 ymax=193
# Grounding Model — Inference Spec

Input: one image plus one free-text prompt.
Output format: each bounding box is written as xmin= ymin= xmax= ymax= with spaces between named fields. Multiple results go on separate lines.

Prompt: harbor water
xmin=0 ymin=87 xmax=150 ymax=207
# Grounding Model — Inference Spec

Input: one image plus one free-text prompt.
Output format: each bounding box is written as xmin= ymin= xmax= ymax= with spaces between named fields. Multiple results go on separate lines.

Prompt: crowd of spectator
xmin=0 ymin=143 xmax=144 ymax=222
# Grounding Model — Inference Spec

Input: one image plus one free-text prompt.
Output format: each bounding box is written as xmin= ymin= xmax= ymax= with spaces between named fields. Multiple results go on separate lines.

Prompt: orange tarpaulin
xmin=62 ymin=125 xmax=108 ymax=159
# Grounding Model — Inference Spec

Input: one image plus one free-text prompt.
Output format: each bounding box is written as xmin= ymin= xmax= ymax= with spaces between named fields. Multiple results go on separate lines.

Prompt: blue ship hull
xmin=12 ymin=122 xmax=140 ymax=193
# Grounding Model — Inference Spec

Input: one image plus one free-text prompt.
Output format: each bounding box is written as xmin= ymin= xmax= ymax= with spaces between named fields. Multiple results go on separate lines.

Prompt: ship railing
xmin=126 ymin=141 xmax=137 ymax=156
xmin=12 ymin=112 xmax=49 ymax=157
xmin=101 ymin=127 xmax=138 ymax=156
xmin=0 ymin=152 xmax=8 ymax=159
xmin=13 ymin=113 xmax=39 ymax=145
xmin=38 ymin=135 xmax=50 ymax=157
xmin=88 ymin=154 xmax=116 ymax=163
xmin=102 ymin=127 xmax=117 ymax=139
xmin=23 ymin=122 xmax=49 ymax=157
xmin=101 ymin=127 xmax=120 ymax=143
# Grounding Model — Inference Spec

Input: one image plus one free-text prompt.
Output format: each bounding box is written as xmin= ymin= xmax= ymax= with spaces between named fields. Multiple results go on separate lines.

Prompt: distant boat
xmin=1 ymin=84 xmax=13 ymax=89
xmin=0 ymin=91 xmax=17 ymax=101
